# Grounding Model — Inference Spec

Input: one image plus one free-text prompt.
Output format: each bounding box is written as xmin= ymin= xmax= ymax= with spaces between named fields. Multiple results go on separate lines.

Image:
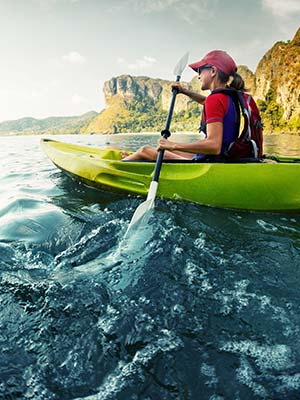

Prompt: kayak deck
xmin=41 ymin=138 xmax=300 ymax=212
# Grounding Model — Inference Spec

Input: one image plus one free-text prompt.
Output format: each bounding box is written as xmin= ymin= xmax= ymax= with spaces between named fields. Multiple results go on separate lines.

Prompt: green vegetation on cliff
xmin=85 ymin=75 xmax=204 ymax=134
xmin=254 ymin=27 xmax=300 ymax=132
xmin=87 ymin=95 xmax=168 ymax=134
xmin=86 ymin=95 xmax=202 ymax=134
xmin=257 ymin=85 xmax=284 ymax=131
xmin=258 ymin=83 xmax=300 ymax=132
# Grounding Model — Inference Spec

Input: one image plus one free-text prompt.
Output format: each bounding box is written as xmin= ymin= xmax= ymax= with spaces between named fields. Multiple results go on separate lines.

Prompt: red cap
xmin=189 ymin=50 xmax=237 ymax=76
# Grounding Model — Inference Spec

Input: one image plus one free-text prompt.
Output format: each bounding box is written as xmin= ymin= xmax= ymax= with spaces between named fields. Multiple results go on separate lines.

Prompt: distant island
xmin=1 ymin=27 xmax=299 ymax=136
xmin=0 ymin=111 xmax=98 ymax=136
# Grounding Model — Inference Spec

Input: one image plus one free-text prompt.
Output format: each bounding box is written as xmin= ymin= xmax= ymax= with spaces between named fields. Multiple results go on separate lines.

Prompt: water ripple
xmin=1 ymin=135 xmax=300 ymax=399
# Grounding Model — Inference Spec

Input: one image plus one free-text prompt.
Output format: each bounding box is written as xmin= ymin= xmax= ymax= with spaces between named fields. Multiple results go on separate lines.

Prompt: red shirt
xmin=204 ymin=93 xmax=230 ymax=124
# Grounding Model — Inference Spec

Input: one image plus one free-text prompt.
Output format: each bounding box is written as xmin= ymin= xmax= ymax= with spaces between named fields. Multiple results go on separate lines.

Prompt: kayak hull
xmin=41 ymin=138 xmax=300 ymax=212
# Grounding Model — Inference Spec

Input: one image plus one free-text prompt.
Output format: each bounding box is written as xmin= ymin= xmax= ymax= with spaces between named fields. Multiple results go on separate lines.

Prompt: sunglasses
xmin=198 ymin=64 xmax=213 ymax=73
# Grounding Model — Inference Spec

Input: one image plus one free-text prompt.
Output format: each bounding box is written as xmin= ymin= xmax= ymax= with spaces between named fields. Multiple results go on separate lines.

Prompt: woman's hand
xmin=171 ymin=82 xmax=187 ymax=94
xmin=157 ymin=138 xmax=176 ymax=151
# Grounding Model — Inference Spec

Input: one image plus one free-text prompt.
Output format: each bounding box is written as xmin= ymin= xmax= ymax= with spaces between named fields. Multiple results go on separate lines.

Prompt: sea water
xmin=1 ymin=133 xmax=300 ymax=399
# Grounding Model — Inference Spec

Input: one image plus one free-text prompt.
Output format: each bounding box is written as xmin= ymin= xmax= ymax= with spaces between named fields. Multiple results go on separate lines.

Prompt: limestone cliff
xmin=103 ymin=75 xmax=197 ymax=113
xmin=86 ymin=75 xmax=205 ymax=133
xmin=253 ymin=27 xmax=300 ymax=130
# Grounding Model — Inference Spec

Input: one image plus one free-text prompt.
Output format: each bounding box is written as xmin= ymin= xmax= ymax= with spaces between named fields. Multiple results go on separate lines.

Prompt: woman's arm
xmin=157 ymin=122 xmax=223 ymax=155
xmin=172 ymin=82 xmax=206 ymax=105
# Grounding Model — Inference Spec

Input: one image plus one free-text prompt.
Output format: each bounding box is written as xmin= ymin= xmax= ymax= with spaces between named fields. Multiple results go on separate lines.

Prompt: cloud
xmin=130 ymin=0 xmax=179 ymax=13
xmin=117 ymin=57 xmax=126 ymax=64
xmin=108 ymin=0 xmax=218 ymax=24
xmin=34 ymin=0 xmax=80 ymax=7
xmin=71 ymin=94 xmax=87 ymax=104
xmin=129 ymin=56 xmax=157 ymax=69
xmin=118 ymin=56 xmax=158 ymax=70
xmin=128 ymin=0 xmax=219 ymax=24
xmin=62 ymin=51 xmax=87 ymax=64
xmin=262 ymin=0 xmax=300 ymax=17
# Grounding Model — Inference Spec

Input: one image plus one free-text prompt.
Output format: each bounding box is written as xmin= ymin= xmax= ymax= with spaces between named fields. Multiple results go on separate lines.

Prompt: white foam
xmin=185 ymin=261 xmax=213 ymax=292
xmin=213 ymin=280 xmax=251 ymax=315
xmin=221 ymin=340 xmax=294 ymax=371
xmin=236 ymin=356 xmax=268 ymax=398
xmin=256 ymin=219 xmax=278 ymax=232
xmin=278 ymin=373 xmax=300 ymax=391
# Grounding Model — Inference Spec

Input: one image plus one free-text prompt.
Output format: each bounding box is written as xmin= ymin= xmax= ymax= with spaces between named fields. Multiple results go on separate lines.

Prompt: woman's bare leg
xmin=122 ymin=145 xmax=194 ymax=161
xmin=122 ymin=146 xmax=157 ymax=161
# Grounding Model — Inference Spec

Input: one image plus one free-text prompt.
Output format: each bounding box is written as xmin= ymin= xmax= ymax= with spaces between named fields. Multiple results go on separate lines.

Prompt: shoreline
xmin=1 ymin=130 xmax=300 ymax=137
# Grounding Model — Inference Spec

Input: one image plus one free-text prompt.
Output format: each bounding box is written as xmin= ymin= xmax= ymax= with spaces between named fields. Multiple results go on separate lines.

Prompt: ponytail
xmin=216 ymin=69 xmax=249 ymax=92
xmin=229 ymin=72 xmax=248 ymax=92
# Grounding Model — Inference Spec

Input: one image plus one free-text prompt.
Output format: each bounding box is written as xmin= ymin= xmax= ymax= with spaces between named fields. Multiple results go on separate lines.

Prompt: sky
xmin=0 ymin=0 xmax=299 ymax=122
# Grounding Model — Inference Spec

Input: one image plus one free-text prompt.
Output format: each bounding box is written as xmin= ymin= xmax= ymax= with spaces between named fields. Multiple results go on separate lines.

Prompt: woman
xmin=122 ymin=50 xmax=247 ymax=161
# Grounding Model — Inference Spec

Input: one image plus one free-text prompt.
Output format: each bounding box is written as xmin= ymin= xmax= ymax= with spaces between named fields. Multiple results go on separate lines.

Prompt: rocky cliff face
xmin=86 ymin=75 xmax=205 ymax=133
xmin=254 ymin=27 xmax=300 ymax=122
xmin=104 ymin=76 xmax=162 ymax=104
xmin=102 ymin=75 xmax=199 ymax=113
xmin=85 ymin=27 xmax=300 ymax=134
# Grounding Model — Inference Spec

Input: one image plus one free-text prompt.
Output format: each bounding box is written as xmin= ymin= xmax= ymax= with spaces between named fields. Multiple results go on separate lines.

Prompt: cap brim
xmin=189 ymin=59 xmax=206 ymax=72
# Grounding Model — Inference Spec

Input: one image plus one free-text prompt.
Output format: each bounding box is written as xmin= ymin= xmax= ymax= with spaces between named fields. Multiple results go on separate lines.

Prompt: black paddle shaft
xmin=153 ymin=75 xmax=180 ymax=182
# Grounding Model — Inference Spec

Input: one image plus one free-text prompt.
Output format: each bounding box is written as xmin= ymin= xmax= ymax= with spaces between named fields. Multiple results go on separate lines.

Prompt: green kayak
xmin=41 ymin=138 xmax=300 ymax=212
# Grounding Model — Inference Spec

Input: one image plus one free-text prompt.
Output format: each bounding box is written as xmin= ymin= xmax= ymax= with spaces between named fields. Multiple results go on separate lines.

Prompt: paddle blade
xmin=173 ymin=52 xmax=189 ymax=77
xmin=125 ymin=181 xmax=158 ymax=236
xmin=125 ymin=197 xmax=155 ymax=236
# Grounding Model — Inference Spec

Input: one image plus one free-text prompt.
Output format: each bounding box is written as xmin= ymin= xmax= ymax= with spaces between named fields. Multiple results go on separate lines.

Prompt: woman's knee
xmin=139 ymin=145 xmax=155 ymax=156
